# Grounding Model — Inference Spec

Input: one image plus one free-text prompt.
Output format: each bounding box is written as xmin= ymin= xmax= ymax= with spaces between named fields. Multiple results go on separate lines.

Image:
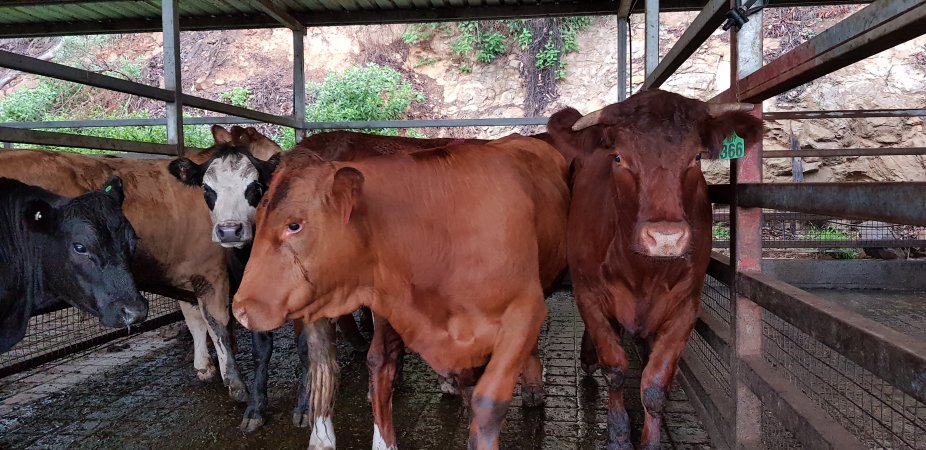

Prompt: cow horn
xmin=707 ymin=102 xmax=755 ymax=116
xmin=571 ymin=108 xmax=606 ymax=131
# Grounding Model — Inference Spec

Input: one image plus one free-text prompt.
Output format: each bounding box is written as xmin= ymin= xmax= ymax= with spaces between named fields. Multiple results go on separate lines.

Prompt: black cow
xmin=0 ymin=176 xmax=147 ymax=352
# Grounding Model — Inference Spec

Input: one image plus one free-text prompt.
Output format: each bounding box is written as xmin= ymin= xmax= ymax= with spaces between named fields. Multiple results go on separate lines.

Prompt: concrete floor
xmin=0 ymin=291 xmax=713 ymax=449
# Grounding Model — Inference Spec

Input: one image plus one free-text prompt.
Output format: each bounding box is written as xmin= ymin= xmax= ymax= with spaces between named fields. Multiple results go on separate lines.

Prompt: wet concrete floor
xmin=0 ymin=291 xmax=712 ymax=449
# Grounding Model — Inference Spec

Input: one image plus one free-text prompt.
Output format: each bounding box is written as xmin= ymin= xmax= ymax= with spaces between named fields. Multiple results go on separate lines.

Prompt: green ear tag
xmin=105 ymin=185 xmax=113 ymax=192
xmin=720 ymin=132 xmax=745 ymax=160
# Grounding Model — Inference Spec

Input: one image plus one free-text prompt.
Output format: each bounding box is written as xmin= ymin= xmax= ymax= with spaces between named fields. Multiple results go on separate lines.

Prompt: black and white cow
xmin=0 ymin=176 xmax=147 ymax=352
xmin=168 ymin=126 xmax=352 ymax=448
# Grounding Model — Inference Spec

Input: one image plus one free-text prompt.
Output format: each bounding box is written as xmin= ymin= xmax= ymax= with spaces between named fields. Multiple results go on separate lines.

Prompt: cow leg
xmin=368 ymin=315 xmax=404 ymax=450
xmin=468 ymin=299 xmax=545 ymax=450
xmin=178 ymin=302 xmax=217 ymax=382
xmin=337 ymin=314 xmax=369 ymax=353
xmin=303 ymin=319 xmax=338 ymax=450
xmin=292 ymin=320 xmax=311 ymax=428
xmin=519 ymin=341 xmax=544 ymax=407
xmin=195 ymin=275 xmax=249 ymax=403
xmin=576 ymin=293 xmax=631 ymax=450
xmin=580 ymin=329 xmax=599 ymax=375
xmin=639 ymin=305 xmax=697 ymax=450
xmin=240 ymin=331 xmax=273 ymax=432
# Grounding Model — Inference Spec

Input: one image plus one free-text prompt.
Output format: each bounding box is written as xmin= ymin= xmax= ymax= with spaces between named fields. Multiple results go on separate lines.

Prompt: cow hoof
xmin=196 ymin=364 xmax=218 ymax=382
xmin=521 ymin=385 xmax=545 ymax=408
xmin=581 ymin=362 xmax=600 ymax=376
xmin=229 ymin=383 xmax=249 ymax=403
xmin=239 ymin=416 xmax=264 ymax=433
xmin=293 ymin=411 xmax=311 ymax=428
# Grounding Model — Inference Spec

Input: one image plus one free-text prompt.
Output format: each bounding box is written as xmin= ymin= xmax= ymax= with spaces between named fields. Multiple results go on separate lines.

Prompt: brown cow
xmin=543 ymin=89 xmax=762 ymax=449
xmin=0 ymin=132 xmax=251 ymax=403
xmin=232 ymin=135 xmax=569 ymax=450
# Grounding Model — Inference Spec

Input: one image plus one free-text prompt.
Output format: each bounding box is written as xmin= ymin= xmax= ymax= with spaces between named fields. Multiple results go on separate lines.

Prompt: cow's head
xmin=168 ymin=125 xmax=281 ymax=248
xmin=548 ymin=89 xmax=763 ymax=258
xmin=232 ymin=156 xmax=368 ymax=332
xmin=36 ymin=176 xmax=148 ymax=329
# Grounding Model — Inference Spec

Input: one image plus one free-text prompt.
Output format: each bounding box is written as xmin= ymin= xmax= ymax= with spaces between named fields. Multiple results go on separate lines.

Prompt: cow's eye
xmin=287 ymin=223 xmax=302 ymax=233
xmin=695 ymin=153 xmax=702 ymax=161
xmin=613 ymin=154 xmax=622 ymax=163
xmin=73 ymin=243 xmax=88 ymax=255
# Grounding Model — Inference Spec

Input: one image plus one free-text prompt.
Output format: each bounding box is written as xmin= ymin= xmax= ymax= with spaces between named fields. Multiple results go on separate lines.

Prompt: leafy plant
xmin=305 ymin=63 xmax=425 ymax=136
xmin=219 ymin=87 xmax=251 ymax=107
xmin=535 ymin=40 xmax=560 ymax=70
xmin=475 ymin=31 xmax=507 ymax=64
xmin=803 ymin=226 xmax=859 ymax=259
xmin=413 ymin=56 xmax=440 ymax=68
xmin=712 ymin=224 xmax=731 ymax=240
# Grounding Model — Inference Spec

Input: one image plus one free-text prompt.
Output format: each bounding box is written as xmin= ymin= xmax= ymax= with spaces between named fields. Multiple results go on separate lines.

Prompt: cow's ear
xmin=700 ymin=111 xmax=764 ymax=159
xmin=212 ymin=125 xmax=233 ymax=145
xmin=101 ymin=176 xmax=125 ymax=206
xmin=23 ymin=199 xmax=58 ymax=235
xmin=255 ymin=153 xmax=281 ymax=184
xmin=230 ymin=125 xmax=248 ymax=144
xmin=168 ymin=157 xmax=204 ymax=186
xmin=331 ymin=167 xmax=364 ymax=225
xmin=0 ymin=304 xmax=29 ymax=353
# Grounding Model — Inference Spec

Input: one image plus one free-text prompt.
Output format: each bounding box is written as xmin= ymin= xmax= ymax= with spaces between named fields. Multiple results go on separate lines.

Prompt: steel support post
xmin=293 ymin=29 xmax=306 ymax=143
xmin=729 ymin=1 xmax=764 ymax=446
xmin=644 ymin=0 xmax=659 ymax=77
xmin=618 ymin=16 xmax=629 ymax=101
xmin=162 ymin=0 xmax=183 ymax=154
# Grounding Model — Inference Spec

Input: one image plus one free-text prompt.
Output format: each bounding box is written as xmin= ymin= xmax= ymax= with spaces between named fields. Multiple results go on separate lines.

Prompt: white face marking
xmin=203 ymin=153 xmax=259 ymax=246
xmin=309 ymin=416 xmax=336 ymax=449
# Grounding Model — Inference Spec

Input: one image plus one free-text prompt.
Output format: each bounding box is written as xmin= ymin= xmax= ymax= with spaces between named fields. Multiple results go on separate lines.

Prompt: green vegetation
xmin=413 ymin=56 xmax=440 ymax=68
xmin=712 ymin=224 xmax=731 ymax=241
xmin=803 ymin=226 xmax=859 ymax=259
xmin=305 ymin=63 xmax=426 ymax=137
xmin=219 ymin=87 xmax=251 ymax=107
xmin=406 ymin=17 xmax=592 ymax=78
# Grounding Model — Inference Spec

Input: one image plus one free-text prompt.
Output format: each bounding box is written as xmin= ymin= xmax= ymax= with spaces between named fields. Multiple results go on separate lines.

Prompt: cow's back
xmin=0 ymin=150 xmax=222 ymax=295
xmin=298 ymin=131 xmax=484 ymax=161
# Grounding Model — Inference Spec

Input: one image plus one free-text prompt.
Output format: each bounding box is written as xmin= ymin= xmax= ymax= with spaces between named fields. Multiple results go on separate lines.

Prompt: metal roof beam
xmin=643 ymin=0 xmax=727 ymax=89
xmin=714 ymin=0 xmax=926 ymax=103
xmin=250 ymin=0 xmax=306 ymax=33
xmin=0 ymin=49 xmax=173 ymax=101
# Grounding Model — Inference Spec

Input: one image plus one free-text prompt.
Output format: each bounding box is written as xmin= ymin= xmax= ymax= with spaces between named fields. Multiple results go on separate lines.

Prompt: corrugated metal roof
xmin=0 ymin=0 xmax=866 ymax=38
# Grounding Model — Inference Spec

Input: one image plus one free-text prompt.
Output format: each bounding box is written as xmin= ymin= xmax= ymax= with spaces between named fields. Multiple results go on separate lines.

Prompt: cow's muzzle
xmin=215 ymin=222 xmax=248 ymax=245
xmin=100 ymin=295 xmax=148 ymax=328
xmin=638 ymin=221 xmax=691 ymax=258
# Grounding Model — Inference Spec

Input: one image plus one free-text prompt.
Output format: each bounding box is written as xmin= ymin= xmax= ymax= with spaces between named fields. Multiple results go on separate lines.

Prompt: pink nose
xmin=638 ymin=221 xmax=691 ymax=257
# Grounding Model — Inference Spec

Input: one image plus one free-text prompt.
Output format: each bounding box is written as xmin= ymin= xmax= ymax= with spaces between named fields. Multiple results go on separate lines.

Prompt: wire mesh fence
xmin=0 ymin=293 xmax=182 ymax=378
xmin=712 ymin=207 xmax=926 ymax=258
xmin=762 ymin=307 xmax=925 ymax=450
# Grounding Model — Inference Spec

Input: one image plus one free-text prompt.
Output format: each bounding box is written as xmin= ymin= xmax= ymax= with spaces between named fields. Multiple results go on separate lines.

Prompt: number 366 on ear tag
xmin=720 ymin=132 xmax=745 ymax=160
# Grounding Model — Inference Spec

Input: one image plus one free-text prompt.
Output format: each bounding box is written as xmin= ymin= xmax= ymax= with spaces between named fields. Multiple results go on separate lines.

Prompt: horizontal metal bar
xmin=181 ymin=94 xmax=296 ymax=128
xmin=0 ymin=126 xmax=176 ymax=155
xmin=714 ymin=0 xmax=926 ymax=103
xmin=305 ymin=117 xmax=549 ymax=129
xmin=1 ymin=117 xmax=262 ymax=129
xmin=736 ymin=182 xmax=926 ymax=226
xmin=642 ymin=0 xmax=727 ymax=89
xmin=695 ymin=312 xmax=731 ymax=364
xmin=712 ymin=239 xmax=926 ymax=249
xmin=678 ymin=351 xmax=734 ymax=448
xmin=736 ymin=271 xmax=926 ymax=404
xmin=707 ymin=252 xmax=733 ymax=285
xmin=0 ymin=49 xmax=173 ymax=101
xmin=712 ymin=211 xmax=834 ymax=222
xmin=764 ymin=108 xmax=926 ymax=120
xmin=708 ymin=184 xmax=732 ymax=205
xmin=739 ymin=356 xmax=866 ymax=450
xmin=763 ymin=147 xmax=926 ymax=158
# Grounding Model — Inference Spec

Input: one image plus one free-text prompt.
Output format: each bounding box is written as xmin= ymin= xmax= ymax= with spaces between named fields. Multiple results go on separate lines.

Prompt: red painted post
xmin=729 ymin=1 xmax=764 ymax=447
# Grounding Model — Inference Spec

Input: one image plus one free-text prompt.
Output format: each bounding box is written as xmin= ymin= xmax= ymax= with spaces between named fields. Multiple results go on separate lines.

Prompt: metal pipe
xmin=293 ymin=30 xmax=306 ymax=143
xmin=0 ymin=126 xmax=176 ymax=155
xmin=644 ymin=0 xmax=660 ymax=77
xmin=618 ymin=16 xmax=628 ymax=101
xmin=162 ymin=0 xmax=183 ymax=154
xmin=643 ymin=0 xmax=728 ymax=89
xmin=763 ymin=147 xmax=926 ymax=158
xmin=765 ymin=108 xmax=926 ymax=120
